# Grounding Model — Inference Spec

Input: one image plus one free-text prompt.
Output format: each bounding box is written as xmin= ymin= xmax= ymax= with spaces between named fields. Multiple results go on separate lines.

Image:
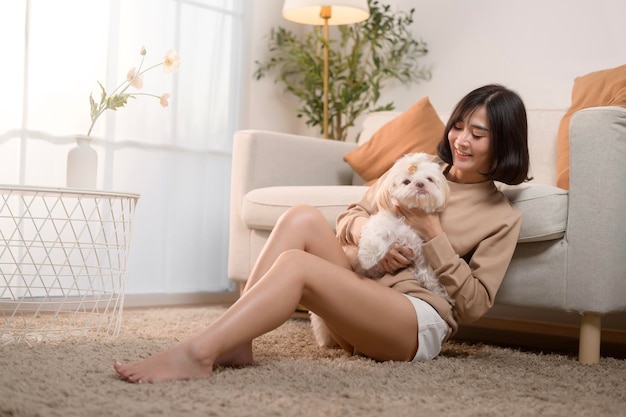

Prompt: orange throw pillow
xmin=344 ymin=96 xmax=444 ymax=183
xmin=556 ymin=65 xmax=626 ymax=190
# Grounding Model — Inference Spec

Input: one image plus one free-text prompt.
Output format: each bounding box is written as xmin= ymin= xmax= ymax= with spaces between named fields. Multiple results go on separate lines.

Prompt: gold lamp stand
xmin=321 ymin=6 xmax=331 ymax=138
xmin=282 ymin=0 xmax=370 ymax=139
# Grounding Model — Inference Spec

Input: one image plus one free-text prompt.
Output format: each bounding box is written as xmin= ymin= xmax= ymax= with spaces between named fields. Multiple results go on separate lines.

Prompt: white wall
xmin=242 ymin=0 xmax=626 ymax=139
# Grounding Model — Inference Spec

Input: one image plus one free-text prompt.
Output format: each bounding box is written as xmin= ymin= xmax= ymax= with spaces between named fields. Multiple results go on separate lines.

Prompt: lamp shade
xmin=282 ymin=0 xmax=370 ymax=26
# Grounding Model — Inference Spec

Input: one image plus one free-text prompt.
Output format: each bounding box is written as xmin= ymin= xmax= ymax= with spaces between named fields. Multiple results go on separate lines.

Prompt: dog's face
xmin=377 ymin=153 xmax=449 ymax=213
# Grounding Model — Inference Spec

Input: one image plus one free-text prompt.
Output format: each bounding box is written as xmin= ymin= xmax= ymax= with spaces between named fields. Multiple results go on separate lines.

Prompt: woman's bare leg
xmin=216 ymin=205 xmax=352 ymax=367
xmin=114 ymin=249 xmax=417 ymax=383
xmin=245 ymin=205 xmax=352 ymax=290
xmin=119 ymin=205 xmax=352 ymax=373
xmin=219 ymin=205 xmax=354 ymax=365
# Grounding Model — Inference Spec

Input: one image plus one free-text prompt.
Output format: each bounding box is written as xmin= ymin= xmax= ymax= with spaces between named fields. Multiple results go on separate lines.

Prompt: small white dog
xmin=310 ymin=152 xmax=453 ymax=348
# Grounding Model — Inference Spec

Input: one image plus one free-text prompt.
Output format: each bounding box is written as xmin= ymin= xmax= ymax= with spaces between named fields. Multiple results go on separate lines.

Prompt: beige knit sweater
xmin=336 ymin=169 xmax=522 ymax=339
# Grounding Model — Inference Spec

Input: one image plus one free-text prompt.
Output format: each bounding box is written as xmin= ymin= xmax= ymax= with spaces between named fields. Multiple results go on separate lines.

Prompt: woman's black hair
xmin=437 ymin=84 xmax=531 ymax=185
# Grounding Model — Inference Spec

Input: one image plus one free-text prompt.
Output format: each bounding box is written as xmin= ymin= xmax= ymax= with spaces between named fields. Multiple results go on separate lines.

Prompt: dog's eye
xmin=427 ymin=177 xmax=435 ymax=183
xmin=402 ymin=179 xmax=411 ymax=185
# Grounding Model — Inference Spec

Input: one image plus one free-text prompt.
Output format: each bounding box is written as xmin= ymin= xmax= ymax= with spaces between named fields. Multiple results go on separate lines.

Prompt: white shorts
xmin=403 ymin=294 xmax=449 ymax=361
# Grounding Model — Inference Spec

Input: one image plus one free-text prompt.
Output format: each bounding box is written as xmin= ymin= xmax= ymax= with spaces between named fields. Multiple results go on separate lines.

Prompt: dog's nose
xmin=416 ymin=181 xmax=424 ymax=188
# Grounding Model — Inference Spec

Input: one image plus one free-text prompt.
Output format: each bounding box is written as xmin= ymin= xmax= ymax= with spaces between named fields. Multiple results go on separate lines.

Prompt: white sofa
xmin=228 ymin=106 xmax=626 ymax=364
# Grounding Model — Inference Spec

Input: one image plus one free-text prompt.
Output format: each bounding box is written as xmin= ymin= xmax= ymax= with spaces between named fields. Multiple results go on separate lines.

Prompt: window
xmin=0 ymin=0 xmax=244 ymax=295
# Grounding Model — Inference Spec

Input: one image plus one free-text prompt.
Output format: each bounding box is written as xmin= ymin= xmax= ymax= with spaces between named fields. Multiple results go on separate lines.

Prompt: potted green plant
xmin=254 ymin=0 xmax=430 ymax=141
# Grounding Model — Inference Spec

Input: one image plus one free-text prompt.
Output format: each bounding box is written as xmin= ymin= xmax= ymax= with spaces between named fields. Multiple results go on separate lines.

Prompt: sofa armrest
xmin=228 ymin=130 xmax=357 ymax=282
xmin=567 ymin=106 xmax=626 ymax=313
xmin=231 ymin=130 xmax=357 ymax=191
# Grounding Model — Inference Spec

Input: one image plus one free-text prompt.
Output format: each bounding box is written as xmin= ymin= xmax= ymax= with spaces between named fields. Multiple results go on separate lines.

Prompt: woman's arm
xmin=335 ymin=185 xmax=377 ymax=246
xmin=422 ymin=211 xmax=522 ymax=322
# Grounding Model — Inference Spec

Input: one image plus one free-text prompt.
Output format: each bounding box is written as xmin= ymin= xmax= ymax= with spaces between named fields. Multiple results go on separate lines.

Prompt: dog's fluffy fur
xmin=310 ymin=153 xmax=453 ymax=348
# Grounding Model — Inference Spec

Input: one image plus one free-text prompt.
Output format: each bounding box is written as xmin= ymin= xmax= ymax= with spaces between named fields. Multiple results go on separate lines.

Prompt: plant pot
xmin=66 ymin=135 xmax=98 ymax=189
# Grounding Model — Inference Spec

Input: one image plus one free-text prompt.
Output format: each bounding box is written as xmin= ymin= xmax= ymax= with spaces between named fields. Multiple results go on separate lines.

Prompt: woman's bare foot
xmin=114 ymin=341 xmax=214 ymax=383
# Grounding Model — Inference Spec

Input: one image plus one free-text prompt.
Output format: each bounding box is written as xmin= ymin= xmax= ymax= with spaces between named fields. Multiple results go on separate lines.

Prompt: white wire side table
xmin=0 ymin=185 xmax=139 ymax=344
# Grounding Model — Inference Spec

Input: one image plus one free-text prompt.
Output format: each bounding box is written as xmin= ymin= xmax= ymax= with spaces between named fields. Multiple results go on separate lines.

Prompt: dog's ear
xmin=374 ymin=173 xmax=396 ymax=213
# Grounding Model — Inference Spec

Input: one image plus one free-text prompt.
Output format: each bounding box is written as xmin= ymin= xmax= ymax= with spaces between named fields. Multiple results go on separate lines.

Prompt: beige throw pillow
xmin=344 ymin=97 xmax=444 ymax=183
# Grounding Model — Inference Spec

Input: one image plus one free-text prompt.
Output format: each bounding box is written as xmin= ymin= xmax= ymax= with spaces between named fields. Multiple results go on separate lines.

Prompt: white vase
xmin=66 ymin=135 xmax=98 ymax=189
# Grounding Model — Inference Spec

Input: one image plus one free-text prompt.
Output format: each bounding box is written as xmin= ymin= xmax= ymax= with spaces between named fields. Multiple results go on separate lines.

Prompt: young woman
xmin=114 ymin=84 xmax=530 ymax=383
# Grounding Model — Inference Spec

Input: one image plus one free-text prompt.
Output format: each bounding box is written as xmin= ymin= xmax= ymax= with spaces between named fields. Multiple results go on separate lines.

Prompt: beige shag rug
xmin=1 ymin=306 xmax=625 ymax=417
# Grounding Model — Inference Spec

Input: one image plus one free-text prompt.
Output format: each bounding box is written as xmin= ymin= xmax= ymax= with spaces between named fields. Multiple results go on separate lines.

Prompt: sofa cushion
xmin=343 ymin=97 xmax=444 ymax=184
xmin=501 ymin=184 xmax=568 ymax=243
xmin=243 ymin=183 xmax=568 ymax=243
xmin=556 ymin=65 xmax=626 ymax=190
xmin=242 ymin=186 xmax=369 ymax=231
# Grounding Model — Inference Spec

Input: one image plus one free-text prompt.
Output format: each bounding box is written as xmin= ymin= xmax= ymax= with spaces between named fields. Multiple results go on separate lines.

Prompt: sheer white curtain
xmin=0 ymin=0 xmax=244 ymax=295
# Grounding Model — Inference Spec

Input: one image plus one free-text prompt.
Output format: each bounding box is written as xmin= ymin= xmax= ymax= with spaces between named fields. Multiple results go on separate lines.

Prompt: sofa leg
xmin=578 ymin=313 xmax=601 ymax=364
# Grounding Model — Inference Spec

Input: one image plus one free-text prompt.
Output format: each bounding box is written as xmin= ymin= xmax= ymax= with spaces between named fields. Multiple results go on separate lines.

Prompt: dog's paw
xmin=357 ymin=251 xmax=379 ymax=270
xmin=357 ymin=238 xmax=387 ymax=269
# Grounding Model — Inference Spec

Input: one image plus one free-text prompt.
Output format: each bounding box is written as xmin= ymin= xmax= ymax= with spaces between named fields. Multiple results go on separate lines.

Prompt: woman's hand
xmin=346 ymin=243 xmax=413 ymax=275
xmin=380 ymin=243 xmax=414 ymax=275
xmin=394 ymin=203 xmax=444 ymax=242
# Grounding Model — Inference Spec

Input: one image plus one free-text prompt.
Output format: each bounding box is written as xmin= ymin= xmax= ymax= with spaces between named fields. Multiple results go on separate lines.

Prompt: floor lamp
xmin=282 ymin=0 xmax=370 ymax=139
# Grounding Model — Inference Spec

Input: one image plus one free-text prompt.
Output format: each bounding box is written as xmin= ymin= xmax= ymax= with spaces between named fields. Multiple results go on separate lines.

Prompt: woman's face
xmin=447 ymin=105 xmax=493 ymax=184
